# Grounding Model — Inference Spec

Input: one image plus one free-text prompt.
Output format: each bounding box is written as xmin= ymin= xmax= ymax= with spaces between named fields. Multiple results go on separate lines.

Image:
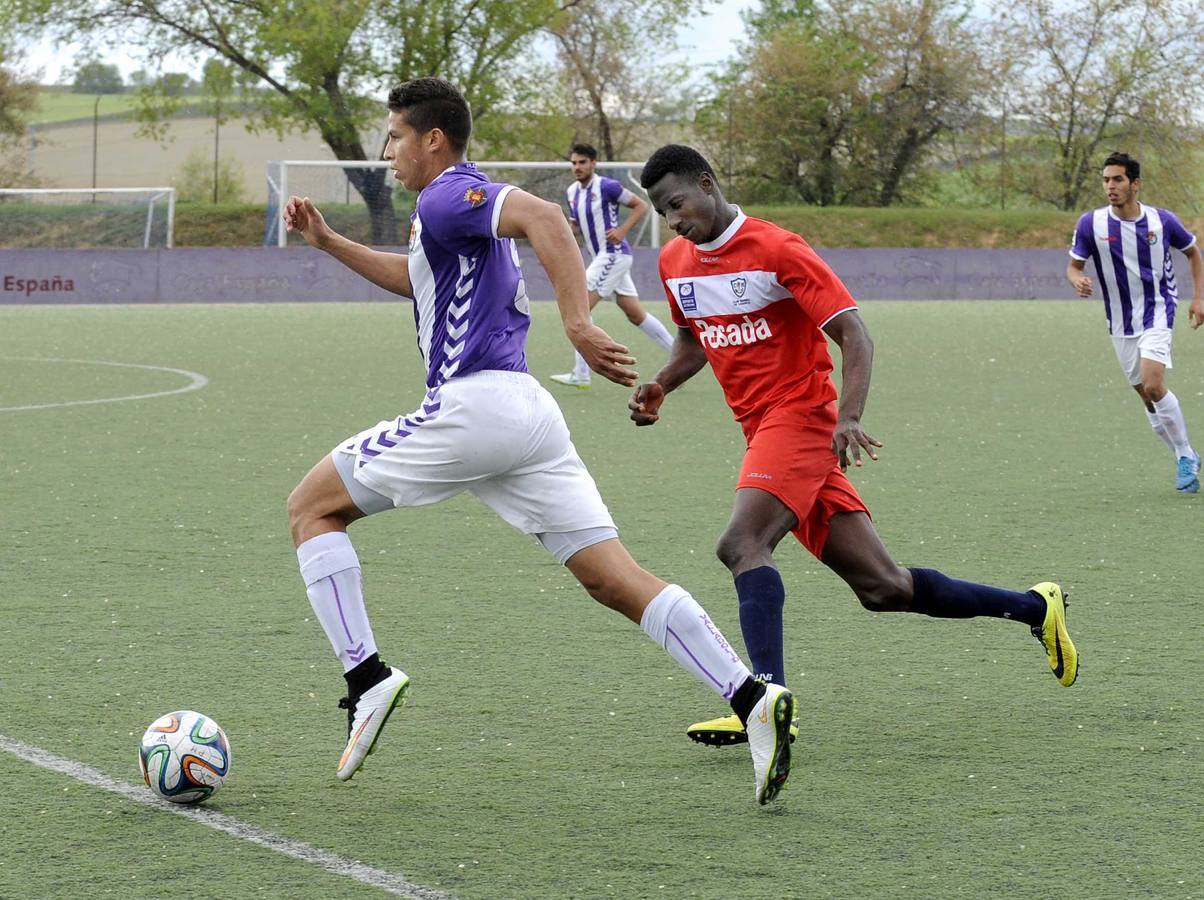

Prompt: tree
xmin=10 ymin=0 xmax=566 ymax=242
xmin=173 ymin=147 xmax=245 ymax=203
xmin=546 ymin=0 xmax=701 ymax=161
xmin=201 ymin=59 xmax=238 ymax=203
xmin=71 ymin=59 xmax=123 ymax=94
xmin=0 ymin=44 xmax=38 ymax=187
xmin=700 ymin=0 xmax=983 ymax=206
xmin=1000 ymin=0 xmax=1204 ymax=211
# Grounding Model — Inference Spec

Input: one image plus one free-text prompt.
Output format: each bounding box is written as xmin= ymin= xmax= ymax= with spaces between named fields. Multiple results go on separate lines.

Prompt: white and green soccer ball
xmin=138 ymin=710 xmax=231 ymax=804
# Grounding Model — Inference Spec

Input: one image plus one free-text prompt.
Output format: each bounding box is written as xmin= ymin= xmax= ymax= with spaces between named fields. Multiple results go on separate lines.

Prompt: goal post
xmin=0 ymin=187 xmax=176 ymax=249
xmin=265 ymin=160 xmax=658 ymax=249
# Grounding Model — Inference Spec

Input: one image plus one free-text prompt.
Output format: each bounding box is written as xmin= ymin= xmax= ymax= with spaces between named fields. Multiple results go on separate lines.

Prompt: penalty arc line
xmin=0 ymin=357 xmax=209 ymax=412
xmin=0 ymin=734 xmax=452 ymax=900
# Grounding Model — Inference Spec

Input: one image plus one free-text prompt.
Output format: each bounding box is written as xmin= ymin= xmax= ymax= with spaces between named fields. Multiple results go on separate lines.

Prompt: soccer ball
xmin=138 ymin=710 xmax=231 ymax=804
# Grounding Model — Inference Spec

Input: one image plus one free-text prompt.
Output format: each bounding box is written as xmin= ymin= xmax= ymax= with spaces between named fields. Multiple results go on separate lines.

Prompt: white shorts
xmin=1112 ymin=327 xmax=1173 ymax=385
xmin=586 ymin=252 xmax=637 ymax=299
xmin=333 ymin=370 xmax=616 ymax=538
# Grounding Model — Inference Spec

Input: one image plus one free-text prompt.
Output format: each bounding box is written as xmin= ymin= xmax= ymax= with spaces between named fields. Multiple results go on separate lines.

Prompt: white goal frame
xmin=266 ymin=160 xmax=657 ymax=248
xmin=0 ymin=187 xmax=176 ymax=249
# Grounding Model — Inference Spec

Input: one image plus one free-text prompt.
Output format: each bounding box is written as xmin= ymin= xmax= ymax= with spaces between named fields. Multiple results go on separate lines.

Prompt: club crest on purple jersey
xmin=463 ymin=187 xmax=487 ymax=208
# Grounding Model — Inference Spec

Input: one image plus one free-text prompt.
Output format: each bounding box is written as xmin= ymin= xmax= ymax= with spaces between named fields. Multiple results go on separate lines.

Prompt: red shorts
xmin=736 ymin=401 xmax=870 ymax=559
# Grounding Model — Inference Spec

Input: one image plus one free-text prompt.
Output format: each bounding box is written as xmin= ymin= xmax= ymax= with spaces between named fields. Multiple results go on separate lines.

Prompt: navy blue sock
xmin=908 ymin=567 xmax=1045 ymax=627
xmin=735 ymin=566 xmax=787 ymax=685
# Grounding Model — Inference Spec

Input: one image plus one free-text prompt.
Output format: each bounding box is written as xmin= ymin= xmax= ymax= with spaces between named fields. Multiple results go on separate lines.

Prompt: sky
xmin=15 ymin=0 xmax=758 ymax=84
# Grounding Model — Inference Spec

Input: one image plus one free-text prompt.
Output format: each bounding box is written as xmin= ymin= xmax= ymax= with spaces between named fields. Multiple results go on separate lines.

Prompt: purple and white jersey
xmin=566 ymin=174 xmax=635 ymax=257
xmin=408 ymin=164 xmax=530 ymax=387
xmin=1070 ymin=203 xmax=1197 ymax=336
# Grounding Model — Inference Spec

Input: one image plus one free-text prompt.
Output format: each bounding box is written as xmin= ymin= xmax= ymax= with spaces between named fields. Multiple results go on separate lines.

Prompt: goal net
xmin=0 ymin=188 xmax=176 ymax=249
xmin=265 ymin=160 xmax=658 ymax=248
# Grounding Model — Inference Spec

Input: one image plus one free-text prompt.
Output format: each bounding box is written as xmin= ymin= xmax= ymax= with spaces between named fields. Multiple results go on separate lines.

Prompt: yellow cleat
xmin=687 ymin=696 xmax=799 ymax=747
xmin=1030 ymin=582 xmax=1078 ymax=687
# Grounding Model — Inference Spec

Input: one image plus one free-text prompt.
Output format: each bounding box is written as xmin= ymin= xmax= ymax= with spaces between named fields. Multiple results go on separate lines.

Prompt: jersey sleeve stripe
xmin=818 ymin=305 xmax=858 ymax=329
xmin=490 ymin=184 xmax=516 ymax=239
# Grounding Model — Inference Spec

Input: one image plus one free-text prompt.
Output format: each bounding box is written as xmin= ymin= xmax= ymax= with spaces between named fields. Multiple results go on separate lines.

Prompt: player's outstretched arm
xmin=629 ymin=326 xmax=707 ymax=426
xmin=283 ymin=195 xmax=413 ymax=298
xmin=822 ymin=310 xmax=883 ymax=470
xmin=1184 ymin=245 xmax=1204 ymax=329
xmin=497 ymin=189 xmax=638 ymax=386
xmin=1066 ymin=258 xmax=1093 ymax=298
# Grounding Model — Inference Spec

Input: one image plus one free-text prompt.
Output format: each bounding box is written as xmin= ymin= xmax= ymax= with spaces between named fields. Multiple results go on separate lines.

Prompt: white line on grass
xmin=0 ymin=357 xmax=209 ymax=412
xmin=0 ymin=734 xmax=452 ymax=899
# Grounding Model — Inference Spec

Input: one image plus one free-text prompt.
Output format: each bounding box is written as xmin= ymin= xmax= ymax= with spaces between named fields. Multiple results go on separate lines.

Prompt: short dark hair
xmin=570 ymin=143 xmax=597 ymax=160
xmin=386 ymin=78 xmax=472 ymax=153
xmin=1103 ymin=152 xmax=1140 ymax=181
xmin=640 ymin=144 xmax=716 ymax=190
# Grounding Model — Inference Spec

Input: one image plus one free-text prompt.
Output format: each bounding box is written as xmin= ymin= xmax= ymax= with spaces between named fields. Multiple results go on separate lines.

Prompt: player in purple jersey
xmin=1067 ymin=152 xmax=1204 ymax=492
xmin=550 ymin=143 xmax=675 ymax=389
xmin=281 ymin=78 xmax=793 ymax=804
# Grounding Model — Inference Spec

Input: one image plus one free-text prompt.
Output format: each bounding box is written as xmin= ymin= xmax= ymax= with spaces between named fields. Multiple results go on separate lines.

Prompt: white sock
xmin=1145 ymin=408 xmax=1176 ymax=454
xmin=637 ymin=313 xmax=674 ymax=351
xmin=1153 ymin=391 xmax=1195 ymax=459
xmin=297 ymin=532 xmax=378 ymax=673
xmin=570 ymin=314 xmax=593 ymax=380
xmin=572 ymin=349 xmax=590 ymax=381
xmin=640 ymin=584 xmax=751 ymax=701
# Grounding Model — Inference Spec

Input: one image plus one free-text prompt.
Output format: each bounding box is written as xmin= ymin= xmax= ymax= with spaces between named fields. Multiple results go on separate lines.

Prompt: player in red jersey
xmin=630 ymin=145 xmax=1080 ymax=746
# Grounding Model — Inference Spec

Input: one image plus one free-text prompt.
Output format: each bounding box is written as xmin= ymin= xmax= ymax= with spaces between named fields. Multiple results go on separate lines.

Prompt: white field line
xmin=0 ymin=734 xmax=452 ymax=899
xmin=0 ymin=357 xmax=209 ymax=412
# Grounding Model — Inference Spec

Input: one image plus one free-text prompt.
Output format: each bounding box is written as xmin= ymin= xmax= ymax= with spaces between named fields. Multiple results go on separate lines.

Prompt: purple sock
xmin=908 ymin=567 xmax=1045 ymax=627
xmin=735 ymin=566 xmax=787 ymax=685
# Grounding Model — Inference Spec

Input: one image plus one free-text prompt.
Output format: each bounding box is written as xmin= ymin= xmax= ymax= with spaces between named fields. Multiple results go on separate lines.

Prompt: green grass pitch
xmin=1 ymin=299 xmax=1202 ymax=899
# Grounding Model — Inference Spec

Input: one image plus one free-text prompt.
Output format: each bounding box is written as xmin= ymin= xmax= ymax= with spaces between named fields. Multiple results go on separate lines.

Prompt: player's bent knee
xmin=715 ymin=533 xmax=771 ymax=573
xmin=853 ymin=569 xmax=912 ymax=612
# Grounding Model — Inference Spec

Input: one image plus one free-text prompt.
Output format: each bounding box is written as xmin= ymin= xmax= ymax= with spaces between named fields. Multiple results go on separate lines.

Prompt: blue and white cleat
xmin=1175 ymin=453 xmax=1200 ymax=493
xmin=549 ymin=372 xmax=591 ymax=389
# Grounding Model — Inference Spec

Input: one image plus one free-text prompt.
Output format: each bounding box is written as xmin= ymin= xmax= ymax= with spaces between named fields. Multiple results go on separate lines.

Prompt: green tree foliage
xmin=997 ymin=0 xmax=1204 ymax=211
xmin=71 ymin=59 xmax=123 ymax=94
xmin=7 ymin=0 xmax=565 ymax=242
xmin=0 ymin=43 xmax=37 ymax=187
xmin=173 ymin=148 xmax=246 ymax=204
xmin=547 ymin=0 xmax=702 ymax=160
xmin=700 ymin=0 xmax=982 ymax=206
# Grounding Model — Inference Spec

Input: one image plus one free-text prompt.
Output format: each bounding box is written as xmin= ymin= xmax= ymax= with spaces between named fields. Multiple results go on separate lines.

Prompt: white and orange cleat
xmin=746 ymin=683 xmax=793 ymax=805
xmin=336 ymin=667 xmax=409 ymax=781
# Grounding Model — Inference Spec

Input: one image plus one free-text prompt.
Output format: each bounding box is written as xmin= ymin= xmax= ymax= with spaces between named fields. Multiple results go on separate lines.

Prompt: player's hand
xmin=629 ymin=381 xmax=665 ymax=426
xmin=570 ymin=323 xmax=638 ymax=386
xmin=1070 ymin=274 xmax=1094 ymax=298
xmin=605 ymin=227 xmax=626 ymax=244
xmin=832 ymin=418 xmax=882 ymax=471
xmin=1190 ymin=298 xmax=1204 ymax=329
xmin=283 ymin=196 xmax=334 ymax=250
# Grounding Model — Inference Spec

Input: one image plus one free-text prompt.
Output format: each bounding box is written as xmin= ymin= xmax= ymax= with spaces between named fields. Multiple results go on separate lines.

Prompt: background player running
xmin=629 ymin=144 xmax=1079 ymax=748
xmin=1067 ymin=151 xmax=1204 ymax=493
xmin=283 ymin=81 xmax=792 ymax=803
xmin=550 ymin=143 xmax=675 ymax=389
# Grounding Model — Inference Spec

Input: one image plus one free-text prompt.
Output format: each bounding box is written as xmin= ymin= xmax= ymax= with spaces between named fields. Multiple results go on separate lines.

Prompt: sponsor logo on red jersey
xmin=695 ymin=315 xmax=773 ymax=348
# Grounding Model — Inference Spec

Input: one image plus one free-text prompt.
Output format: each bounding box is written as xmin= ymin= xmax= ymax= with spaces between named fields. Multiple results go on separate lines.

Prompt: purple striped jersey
xmin=408 ymin=164 xmax=531 ymax=387
xmin=566 ymin=174 xmax=635 ymax=257
xmin=1070 ymin=204 xmax=1197 ymax=335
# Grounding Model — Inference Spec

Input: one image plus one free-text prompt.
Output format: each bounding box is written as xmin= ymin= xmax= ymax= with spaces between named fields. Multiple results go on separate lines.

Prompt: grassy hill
xmin=171 ymin=203 xmax=1200 ymax=249
xmin=28 ymin=89 xmax=141 ymax=125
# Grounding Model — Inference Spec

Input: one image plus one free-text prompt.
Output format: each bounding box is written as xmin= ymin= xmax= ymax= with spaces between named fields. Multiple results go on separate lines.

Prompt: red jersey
xmin=659 ymin=210 xmax=857 ymax=428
